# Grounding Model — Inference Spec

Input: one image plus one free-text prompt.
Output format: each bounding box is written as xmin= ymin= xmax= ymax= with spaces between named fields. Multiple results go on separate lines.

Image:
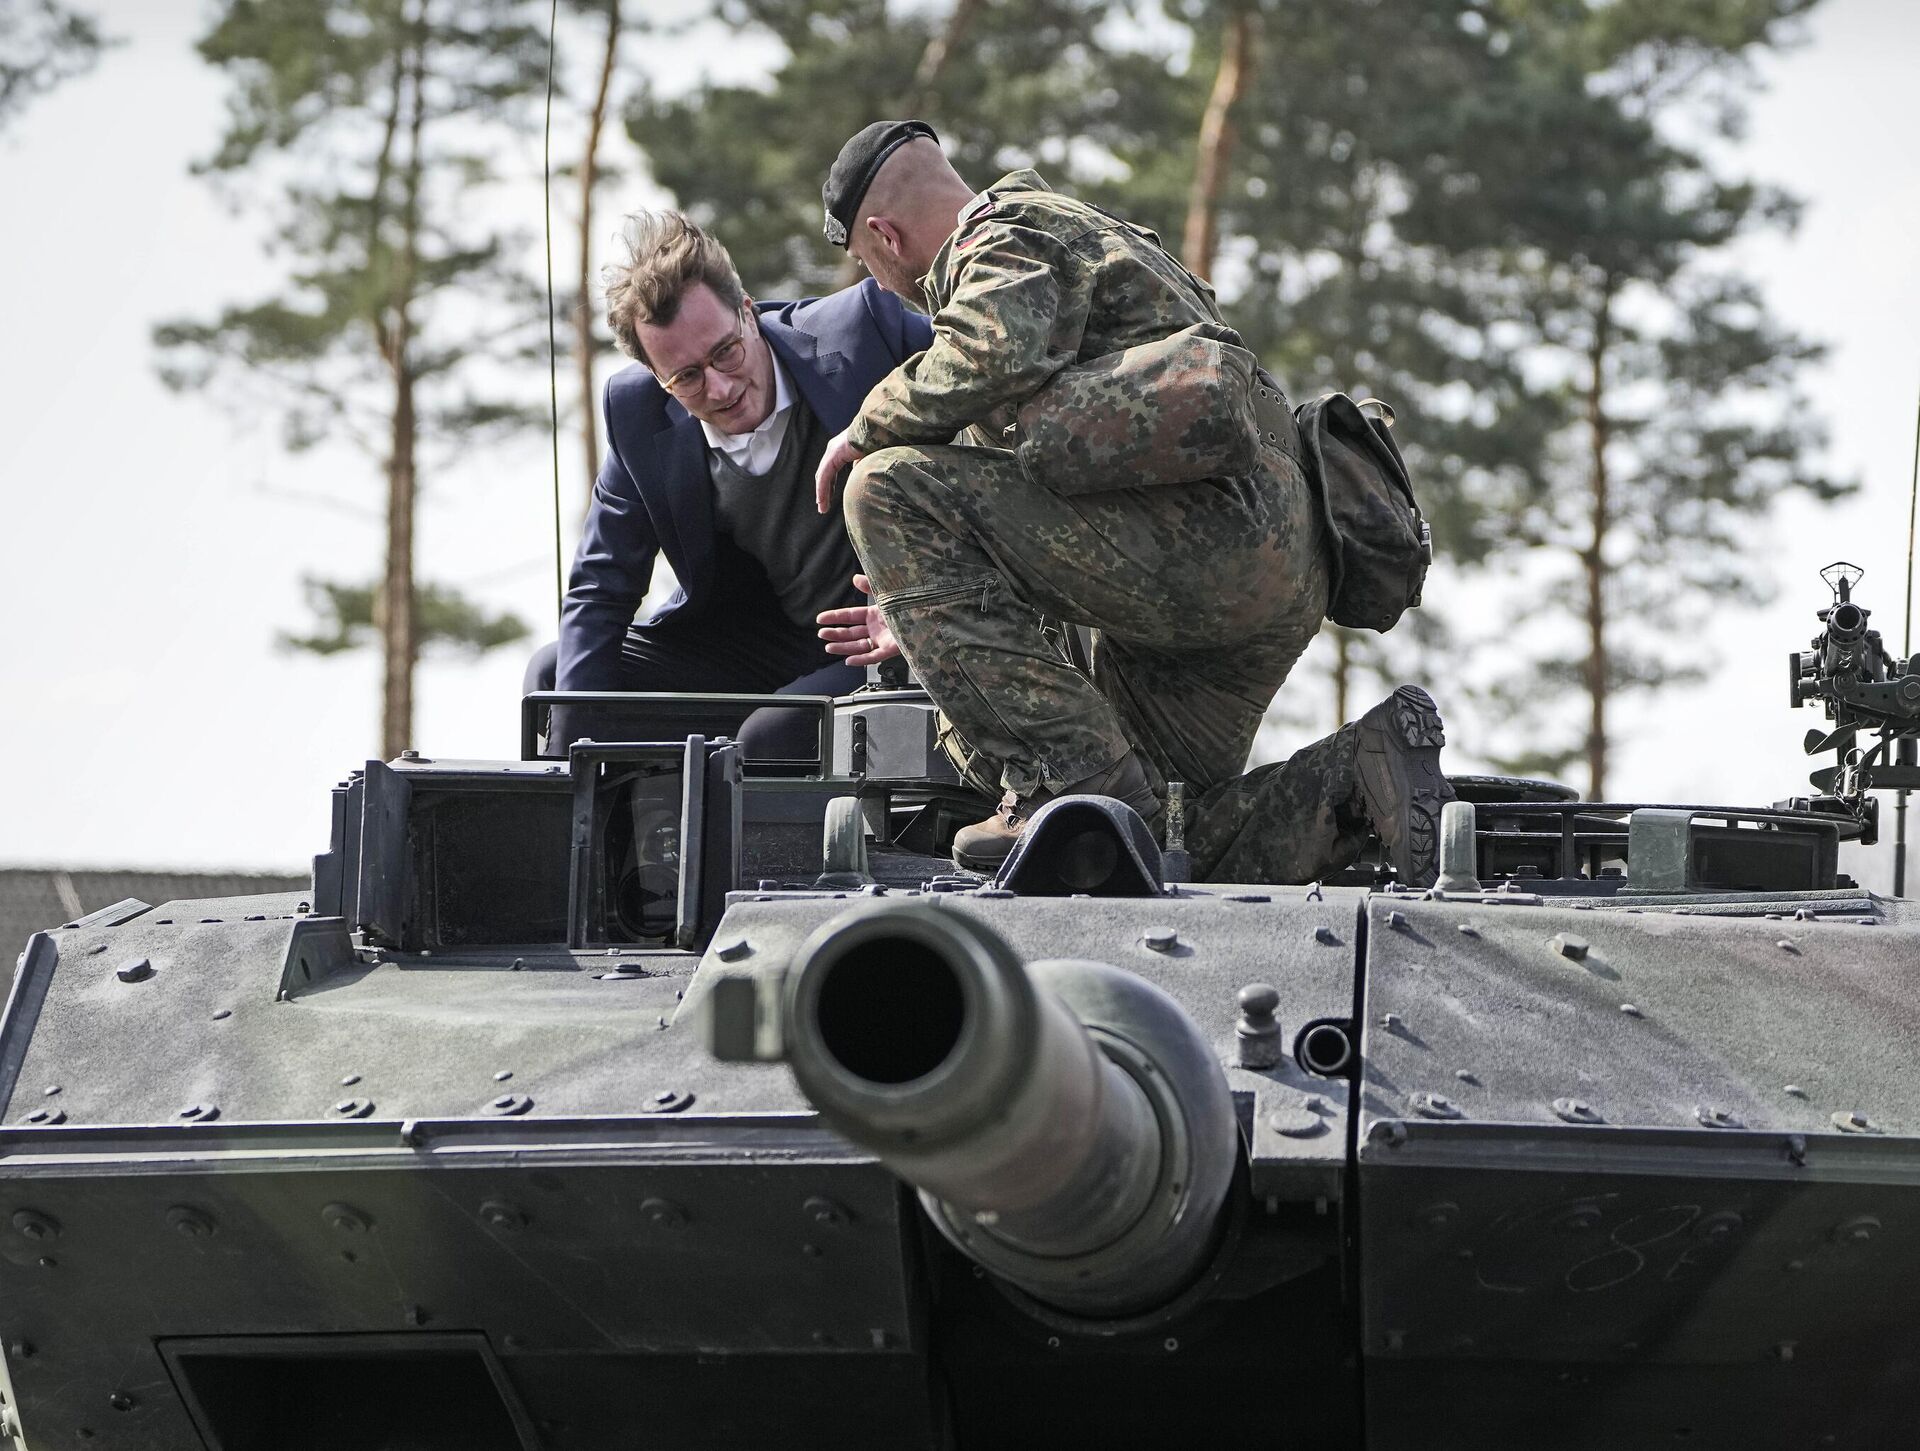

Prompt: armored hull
xmin=2 ymin=686 xmax=1916 ymax=1450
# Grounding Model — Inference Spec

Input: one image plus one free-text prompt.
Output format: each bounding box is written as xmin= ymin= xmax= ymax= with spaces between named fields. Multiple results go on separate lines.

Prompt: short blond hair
xmin=603 ymin=211 xmax=745 ymax=367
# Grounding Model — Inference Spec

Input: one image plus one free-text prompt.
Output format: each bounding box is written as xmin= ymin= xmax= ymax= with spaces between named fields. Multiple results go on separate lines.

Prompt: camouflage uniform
xmin=1184 ymin=724 xmax=1371 ymax=883
xmin=843 ymin=169 xmax=1330 ymax=806
xmin=1186 ymin=683 xmax=1452 ymax=885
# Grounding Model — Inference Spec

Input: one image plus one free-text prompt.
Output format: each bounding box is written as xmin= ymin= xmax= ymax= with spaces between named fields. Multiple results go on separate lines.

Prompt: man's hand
xmin=815 ymin=427 xmax=866 ymax=514
xmin=817 ymin=573 xmax=901 ymax=665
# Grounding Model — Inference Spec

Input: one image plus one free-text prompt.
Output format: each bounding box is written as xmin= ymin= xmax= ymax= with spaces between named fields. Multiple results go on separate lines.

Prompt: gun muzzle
xmin=727 ymin=903 xmax=1239 ymax=1320
xmin=1826 ymin=601 xmax=1869 ymax=644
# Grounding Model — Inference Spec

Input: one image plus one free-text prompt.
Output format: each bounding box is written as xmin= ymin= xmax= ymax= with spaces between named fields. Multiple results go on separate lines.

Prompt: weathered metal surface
xmin=1357 ymin=891 xmax=1920 ymax=1447
xmin=0 ymin=915 xmax=796 ymax=1127
xmin=1358 ymin=894 xmax=1920 ymax=1135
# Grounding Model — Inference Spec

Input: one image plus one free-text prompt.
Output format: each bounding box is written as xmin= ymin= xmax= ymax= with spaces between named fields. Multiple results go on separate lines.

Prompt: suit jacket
xmin=557 ymin=278 xmax=934 ymax=690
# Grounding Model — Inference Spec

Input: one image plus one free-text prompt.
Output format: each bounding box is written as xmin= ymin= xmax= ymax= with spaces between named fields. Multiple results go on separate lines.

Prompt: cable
xmin=543 ymin=0 xmax=565 ymax=624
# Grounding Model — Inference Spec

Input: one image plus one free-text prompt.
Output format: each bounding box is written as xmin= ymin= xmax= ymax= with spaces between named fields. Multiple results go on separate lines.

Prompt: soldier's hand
xmin=817 ymin=574 xmax=901 ymax=665
xmin=815 ymin=428 xmax=866 ymax=514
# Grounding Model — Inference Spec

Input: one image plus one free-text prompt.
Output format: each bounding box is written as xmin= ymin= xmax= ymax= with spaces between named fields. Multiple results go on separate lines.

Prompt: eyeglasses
xmin=659 ymin=308 xmax=751 ymax=399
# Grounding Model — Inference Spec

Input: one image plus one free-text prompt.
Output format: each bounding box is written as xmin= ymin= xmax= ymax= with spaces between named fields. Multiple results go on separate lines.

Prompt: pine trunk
xmin=909 ymin=0 xmax=985 ymax=108
xmin=379 ymin=5 xmax=429 ymax=762
xmin=1181 ymin=7 xmax=1254 ymax=279
xmin=1581 ymin=281 xmax=1615 ymax=800
xmin=577 ymin=0 xmax=620 ymax=517
xmin=382 ymin=355 xmax=417 ymax=761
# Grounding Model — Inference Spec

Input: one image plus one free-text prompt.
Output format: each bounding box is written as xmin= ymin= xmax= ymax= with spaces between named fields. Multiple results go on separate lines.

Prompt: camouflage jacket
xmin=847 ymin=169 xmax=1228 ymax=455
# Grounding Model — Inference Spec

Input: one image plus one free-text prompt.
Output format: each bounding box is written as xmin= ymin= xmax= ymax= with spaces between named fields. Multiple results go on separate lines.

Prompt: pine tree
xmin=1404 ymin=0 xmax=1847 ymax=794
xmin=1133 ymin=0 xmax=1570 ymax=727
xmin=625 ymin=0 xmax=1180 ymax=296
xmin=154 ymin=0 xmax=550 ymax=759
xmin=0 ymin=0 xmax=108 ymax=130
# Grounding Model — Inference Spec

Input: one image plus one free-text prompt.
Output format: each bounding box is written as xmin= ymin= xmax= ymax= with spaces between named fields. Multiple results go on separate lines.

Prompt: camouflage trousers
xmin=1184 ymin=716 xmax=1375 ymax=883
xmin=843 ymin=441 xmax=1330 ymax=802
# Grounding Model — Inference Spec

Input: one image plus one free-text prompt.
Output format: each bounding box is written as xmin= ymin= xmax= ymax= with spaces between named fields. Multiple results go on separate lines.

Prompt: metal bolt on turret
xmin=1234 ymin=983 xmax=1282 ymax=1068
xmin=480 ymin=1201 xmax=528 ymax=1232
xmin=1266 ymin=1105 xmax=1327 ymax=1138
xmin=641 ymin=1197 xmax=688 ymax=1229
xmin=11 ymin=1211 xmax=58 ymax=1241
xmin=805 ymin=1196 xmax=850 ymax=1227
xmin=322 ymin=1203 xmax=371 ymax=1234
xmin=167 ymin=1206 xmax=216 ymax=1239
xmin=1836 ymin=1216 xmax=1879 ymax=1243
xmin=1368 ymin=1120 xmax=1408 ymax=1148
xmin=1552 ymin=1097 xmax=1604 ymax=1125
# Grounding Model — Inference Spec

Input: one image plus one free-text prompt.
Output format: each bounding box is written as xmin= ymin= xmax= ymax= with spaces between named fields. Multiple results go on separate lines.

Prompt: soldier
xmin=811 ymin=120 xmax=1452 ymax=882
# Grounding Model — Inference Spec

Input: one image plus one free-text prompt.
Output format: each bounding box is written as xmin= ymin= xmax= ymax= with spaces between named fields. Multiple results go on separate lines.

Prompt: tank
xmin=3 ymin=568 xmax=1919 ymax=1450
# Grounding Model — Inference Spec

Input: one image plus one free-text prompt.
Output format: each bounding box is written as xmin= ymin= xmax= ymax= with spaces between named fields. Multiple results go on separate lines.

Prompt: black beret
xmin=822 ymin=119 xmax=939 ymax=249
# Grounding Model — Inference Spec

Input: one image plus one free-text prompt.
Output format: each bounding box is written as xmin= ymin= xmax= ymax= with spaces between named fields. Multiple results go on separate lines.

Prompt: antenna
xmin=543 ymin=0 xmax=565 ymax=624
xmin=1897 ymin=370 xmax=1920 ymax=897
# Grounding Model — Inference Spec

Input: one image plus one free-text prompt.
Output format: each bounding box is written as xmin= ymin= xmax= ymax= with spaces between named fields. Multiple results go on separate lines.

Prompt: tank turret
xmin=5 ymin=649 xmax=1920 ymax=1450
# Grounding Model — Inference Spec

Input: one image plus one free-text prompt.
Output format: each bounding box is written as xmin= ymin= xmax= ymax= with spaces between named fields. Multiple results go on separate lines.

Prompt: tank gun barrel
xmin=708 ymin=903 xmax=1240 ymax=1320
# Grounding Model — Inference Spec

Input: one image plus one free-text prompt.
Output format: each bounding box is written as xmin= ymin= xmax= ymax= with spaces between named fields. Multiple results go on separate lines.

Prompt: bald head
xmin=848 ymin=138 xmax=975 ymax=310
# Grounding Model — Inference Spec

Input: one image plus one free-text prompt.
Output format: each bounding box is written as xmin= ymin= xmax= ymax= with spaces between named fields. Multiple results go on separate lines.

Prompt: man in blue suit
xmin=525 ymin=212 xmax=933 ymax=756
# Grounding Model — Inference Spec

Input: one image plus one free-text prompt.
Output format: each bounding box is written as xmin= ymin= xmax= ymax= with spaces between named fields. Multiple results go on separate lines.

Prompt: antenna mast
xmin=1896 ymin=372 xmax=1920 ymax=897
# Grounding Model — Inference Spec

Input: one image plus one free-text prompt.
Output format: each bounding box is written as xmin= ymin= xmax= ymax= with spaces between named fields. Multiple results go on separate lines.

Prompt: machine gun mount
xmin=1789 ymin=561 xmax=1920 ymax=837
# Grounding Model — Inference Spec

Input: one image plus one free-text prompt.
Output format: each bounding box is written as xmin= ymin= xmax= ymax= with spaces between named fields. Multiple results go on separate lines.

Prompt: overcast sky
xmin=2 ymin=0 xmax=1918 ymax=890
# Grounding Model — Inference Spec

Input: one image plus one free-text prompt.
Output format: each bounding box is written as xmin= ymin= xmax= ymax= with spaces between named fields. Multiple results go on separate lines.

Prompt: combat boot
xmin=951 ymin=752 xmax=1162 ymax=875
xmin=1353 ymin=686 xmax=1455 ymax=888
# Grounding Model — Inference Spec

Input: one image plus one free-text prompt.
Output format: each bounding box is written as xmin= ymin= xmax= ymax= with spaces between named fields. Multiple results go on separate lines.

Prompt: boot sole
xmin=950 ymin=846 xmax=1005 ymax=876
xmin=1356 ymin=686 xmax=1455 ymax=888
